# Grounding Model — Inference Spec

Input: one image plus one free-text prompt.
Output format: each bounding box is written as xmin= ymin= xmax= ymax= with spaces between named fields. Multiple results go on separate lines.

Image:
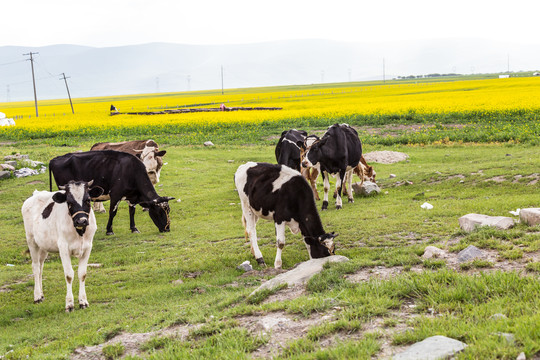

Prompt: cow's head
xmin=301 ymin=137 xmax=327 ymax=169
xmin=304 ymin=232 xmax=337 ymax=258
xmin=53 ymin=180 xmax=104 ymax=236
xmin=135 ymin=146 xmax=166 ymax=184
xmin=140 ymin=196 xmax=174 ymax=232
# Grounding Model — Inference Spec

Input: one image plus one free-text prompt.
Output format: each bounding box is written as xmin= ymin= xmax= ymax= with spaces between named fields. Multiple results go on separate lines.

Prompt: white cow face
xmin=136 ymin=146 xmax=166 ymax=184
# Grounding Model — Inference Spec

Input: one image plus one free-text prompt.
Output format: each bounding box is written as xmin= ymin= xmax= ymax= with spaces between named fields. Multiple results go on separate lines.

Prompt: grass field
xmin=1 ymin=77 xmax=540 ymax=359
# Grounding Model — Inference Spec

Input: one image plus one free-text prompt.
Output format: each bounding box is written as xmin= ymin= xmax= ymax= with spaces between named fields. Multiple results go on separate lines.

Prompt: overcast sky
xmin=2 ymin=0 xmax=539 ymax=47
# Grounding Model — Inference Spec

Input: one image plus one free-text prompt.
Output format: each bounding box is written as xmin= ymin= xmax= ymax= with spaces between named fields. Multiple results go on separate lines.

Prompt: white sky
xmin=1 ymin=0 xmax=540 ymax=47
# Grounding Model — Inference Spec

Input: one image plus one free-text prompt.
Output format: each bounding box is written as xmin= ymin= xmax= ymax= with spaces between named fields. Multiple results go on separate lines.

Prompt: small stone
xmin=490 ymin=313 xmax=507 ymax=320
xmin=87 ymin=263 xmax=102 ymax=268
xmin=352 ymin=181 xmax=380 ymax=196
xmin=5 ymin=161 xmax=16 ymax=167
xmin=172 ymin=279 xmax=184 ymax=285
xmin=0 ymin=164 xmax=15 ymax=171
xmin=422 ymin=246 xmax=445 ymax=259
xmin=237 ymin=260 xmax=253 ymax=272
xmin=0 ymin=171 xmax=11 ymax=179
xmin=493 ymin=332 xmax=515 ymax=344
xmin=228 ymin=160 xmax=234 ymax=163
xmin=204 ymin=141 xmax=215 ymax=147
xmin=392 ymin=335 xmax=467 ymax=360
xmin=519 ymin=208 xmax=540 ymax=226
xmin=389 ymin=174 xmax=396 ymax=178
xmin=420 ymin=202 xmax=433 ymax=210
xmin=458 ymin=245 xmax=484 ymax=263
xmin=516 ymin=352 xmax=526 ymax=360
xmin=458 ymin=213 xmax=515 ymax=232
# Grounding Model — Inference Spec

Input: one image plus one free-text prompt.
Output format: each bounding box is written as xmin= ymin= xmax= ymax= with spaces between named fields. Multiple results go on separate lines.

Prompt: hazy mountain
xmin=1 ymin=39 xmax=538 ymax=102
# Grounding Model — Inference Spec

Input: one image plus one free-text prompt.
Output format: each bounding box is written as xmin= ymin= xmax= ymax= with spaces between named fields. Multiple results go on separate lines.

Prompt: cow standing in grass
xmin=235 ymin=162 xmax=336 ymax=269
xmin=22 ymin=181 xmax=103 ymax=312
xmin=302 ymin=124 xmax=362 ymax=210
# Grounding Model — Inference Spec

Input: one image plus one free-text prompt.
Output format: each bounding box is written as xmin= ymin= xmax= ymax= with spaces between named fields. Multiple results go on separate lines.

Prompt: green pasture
xmin=1 ymin=138 xmax=539 ymax=359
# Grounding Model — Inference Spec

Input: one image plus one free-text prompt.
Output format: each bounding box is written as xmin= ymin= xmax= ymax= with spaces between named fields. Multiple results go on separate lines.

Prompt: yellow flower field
xmin=1 ymin=77 xmax=539 ymax=134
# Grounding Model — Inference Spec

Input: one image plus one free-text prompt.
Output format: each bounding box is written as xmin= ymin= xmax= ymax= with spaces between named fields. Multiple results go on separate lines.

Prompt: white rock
xmin=389 ymin=174 xmax=396 ymax=178
xmin=516 ymin=352 xmax=526 ymax=360
xmin=392 ymin=335 xmax=467 ymax=360
xmin=422 ymin=246 xmax=445 ymax=259
xmin=421 ymin=202 xmax=434 ymax=210
xmin=458 ymin=214 xmax=515 ymax=232
xmin=352 ymin=181 xmax=380 ymax=196
xmin=519 ymin=208 xmax=540 ymax=226
xmin=204 ymin=141 xmax=215 ymax=146
xmin=509 ymin=209 xmax=521 ymax=216
xmin=250 ymin=255 xmax=349 ymax=296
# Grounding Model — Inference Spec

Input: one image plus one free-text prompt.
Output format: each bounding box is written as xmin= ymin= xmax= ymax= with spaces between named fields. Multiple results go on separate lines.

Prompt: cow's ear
xmin=156 ymin=150 xmax=166 ymax=157
xmin=89 ymin=186 xmax=104 ymax=198
xmin=52 ymin=192 xmax=67 ymax=203
xmin=157 ymin=196 xmax=175 ymax=203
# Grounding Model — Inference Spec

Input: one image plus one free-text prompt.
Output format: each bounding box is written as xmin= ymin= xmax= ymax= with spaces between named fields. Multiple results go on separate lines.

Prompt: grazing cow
xmin=275 ymin=129 xmax=308 ymax=171
xmin=90 ymin=140 xmax=166 ymax=184
xmin=22 ymin=181 xmax=104 ymax=312
xmin=235 ymin=162 xmax=337 ymax=269
xmin=302 ymin=124 xmax=362 ymax=210
xmin=90 ymin=140 xmax=166 ymax=213
xmin=49 ymin=150 xmax=174 ymax=235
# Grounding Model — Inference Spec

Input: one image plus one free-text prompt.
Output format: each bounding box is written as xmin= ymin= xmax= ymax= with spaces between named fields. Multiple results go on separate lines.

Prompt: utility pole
xmin=221 ymin=66 xmax=224 ymax=95
xmin=23 ymin=52 xmax=39 ymax=117
xmin=383 ymin=58 xmax=386 ymax=84
xmin=60 ymin=73 xmax=74 ymax=114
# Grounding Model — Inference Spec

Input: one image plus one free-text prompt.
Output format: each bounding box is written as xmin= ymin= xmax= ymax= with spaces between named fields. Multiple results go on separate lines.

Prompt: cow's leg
xmin=346 ymin=169 xmax=354 ymax=203
xmin=322 ymin=172 xmax=330 ymax=210
xmin=241 ymin=202 xmax=264 ymax=266
xmin=92 ymin=201 xmax=106 ymax=213
xmin=77 ymin=248 xmax=91 ymax=309
xmin=128 ymin=204 xmax=140 ymax=233
xmin=274 ymin=222 xmax=286 ymax=269
xmin=335 ymin=170 xmax=346 ymax=210
xmin=58 ymin=243 xmax=75 ymax=312
xmin=28 ymin=242 xmax=47 ymax=303
xmin=106 ymin=200 xmax=120 ymax=235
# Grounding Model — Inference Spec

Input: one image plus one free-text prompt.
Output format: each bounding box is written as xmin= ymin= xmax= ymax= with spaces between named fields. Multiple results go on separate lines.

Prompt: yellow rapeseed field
xmin=1 ymin=77 xmax=540 ymax=134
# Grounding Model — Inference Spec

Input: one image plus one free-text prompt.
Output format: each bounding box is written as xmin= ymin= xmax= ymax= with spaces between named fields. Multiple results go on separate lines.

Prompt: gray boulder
xmin=458 ymin=213 xmax=515 ymax=232
xmin=520 ymin=208 xmax=540 ymax=226
xmin=0 ymin=170 xmax=11 ymax=179
xmin=392 ymin=335 xmax=467 ymax=360
xmin=250 ymin=255 xmax=349 ymax=297
xmin=458 ymin=245 xmax=485 ymax=263
xmin=352 ymin=181 xmax=380 ymax=196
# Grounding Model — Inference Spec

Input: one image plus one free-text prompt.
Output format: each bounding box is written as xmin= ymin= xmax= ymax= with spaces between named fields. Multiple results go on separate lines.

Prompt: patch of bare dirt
xmin=237 ymin=311 xmax=334 ymax=359
xmin=71 ymin=323 xmax=200 ymax=360
xmin=26 ymin=180 xmax=45 ymax=185
xmin=363 ymin=151 xmax=409 ymax=164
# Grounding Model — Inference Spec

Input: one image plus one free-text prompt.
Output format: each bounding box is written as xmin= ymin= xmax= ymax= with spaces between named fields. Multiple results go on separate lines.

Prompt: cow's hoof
xmin=131 ymin=228 xmax=141 ymax=234
xmin=34 ymin=297 xmax=44 ymax=304
xmin=256 ymin=258 xmax=266 ymax=267
xmin=336 ymin=205 xmax=343 ymax=210
xmin=106 ymin=231 xmax=114 ymax=236
xmin=322 ymin=201 xmax=329 ymax=210
xmin=348 ymin=198 xmax=354 ymax=203
xmin=79 ymin=303 xmax=89 ymax=309
xmin=65 ymin=305 xmax=74 ymax=313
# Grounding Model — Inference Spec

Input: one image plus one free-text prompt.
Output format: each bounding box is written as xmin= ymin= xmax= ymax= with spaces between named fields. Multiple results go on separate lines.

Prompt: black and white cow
xmin=22 ymin=180 xmax=104 ymax=312
xmin=49 ymin=150 xmax=174 ymax=235
xmin=275 ymin=129 xmax=308 ymax=171
xmin=235 ymin=162 xmax=337 ymax=269
xmin=302 ymin=124 xmax=362 ymax=210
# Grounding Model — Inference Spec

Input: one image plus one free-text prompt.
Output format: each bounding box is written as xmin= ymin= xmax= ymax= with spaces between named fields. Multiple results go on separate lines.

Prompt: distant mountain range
xmin=1 ymin=39 xmax=538 ymax=102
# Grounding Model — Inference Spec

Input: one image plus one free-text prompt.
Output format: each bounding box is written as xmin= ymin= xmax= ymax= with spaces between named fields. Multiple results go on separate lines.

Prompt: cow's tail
xmin=49 ymin=165 xmax=53 ymax=192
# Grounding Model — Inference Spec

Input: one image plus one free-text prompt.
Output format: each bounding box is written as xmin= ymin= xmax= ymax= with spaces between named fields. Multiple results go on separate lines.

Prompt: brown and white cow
xmin=22 ymin=181 xmax=104 ymax=312
xmin=235 ymin=162 xmax=337 ymax=269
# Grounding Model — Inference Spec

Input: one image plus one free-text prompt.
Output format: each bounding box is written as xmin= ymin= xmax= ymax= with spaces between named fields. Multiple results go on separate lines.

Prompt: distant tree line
xmin=396 ymin=73 xmax=461 ymax=80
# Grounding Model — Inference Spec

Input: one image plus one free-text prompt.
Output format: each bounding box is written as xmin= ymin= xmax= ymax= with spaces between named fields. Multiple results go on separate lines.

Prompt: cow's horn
xmin=58 ymin=185 xmax=66 ymax=190
xmin=87 ymin=180 xmax=94 ymax=187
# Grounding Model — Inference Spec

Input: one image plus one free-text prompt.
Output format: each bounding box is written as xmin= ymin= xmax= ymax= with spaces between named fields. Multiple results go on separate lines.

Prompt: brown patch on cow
xmin=66 ymin=276 xmax=72 ymax=284
xmin=81 ymin=274 xmax=86 ymax=282
xmin=41 ymin=202 xmax=55 ymax=219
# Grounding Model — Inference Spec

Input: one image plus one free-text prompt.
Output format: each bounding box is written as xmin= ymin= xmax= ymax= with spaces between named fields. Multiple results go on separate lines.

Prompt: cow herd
xmin=21 ymin=124 xmax=375 ymax=311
